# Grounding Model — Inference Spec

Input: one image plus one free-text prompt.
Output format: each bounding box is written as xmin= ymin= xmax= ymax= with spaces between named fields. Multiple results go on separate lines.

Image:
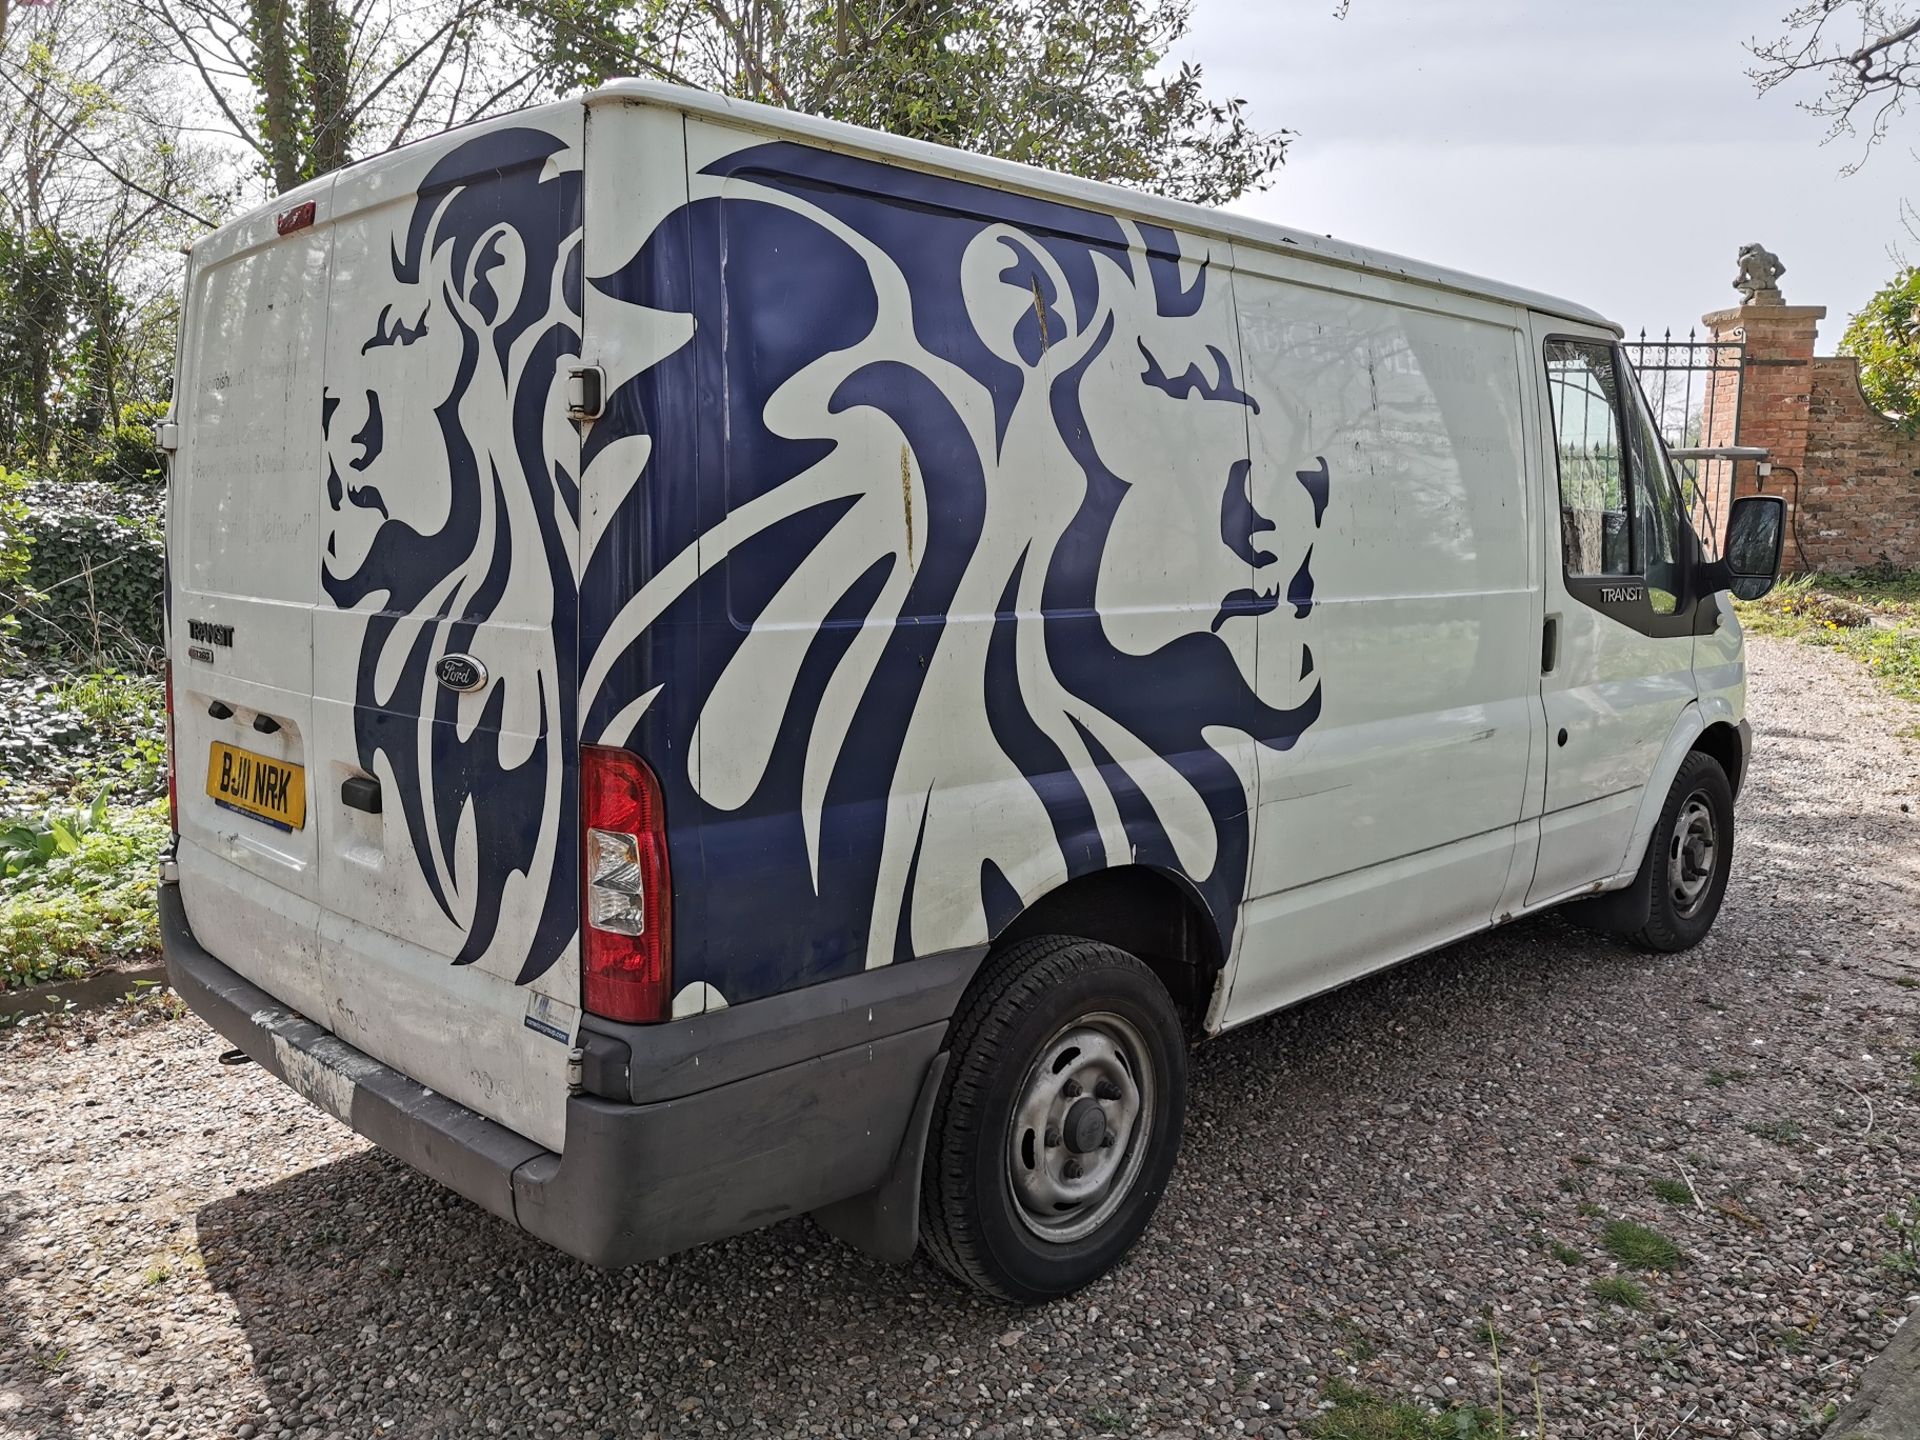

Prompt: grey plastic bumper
xmin=160 ymin=884 xmax=976 ymax=1267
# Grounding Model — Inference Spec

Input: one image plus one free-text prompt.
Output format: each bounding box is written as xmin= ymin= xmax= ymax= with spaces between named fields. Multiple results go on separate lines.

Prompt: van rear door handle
xmin=341 ymin=776 xmax=382 ymax=814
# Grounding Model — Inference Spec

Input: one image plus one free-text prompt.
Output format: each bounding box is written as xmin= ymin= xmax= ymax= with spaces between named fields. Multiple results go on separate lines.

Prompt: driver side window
xmin=1621 ymin=359 xmax=1686 ymax=615
xmin=1545 ymin=339 xmax=1631 ymax=577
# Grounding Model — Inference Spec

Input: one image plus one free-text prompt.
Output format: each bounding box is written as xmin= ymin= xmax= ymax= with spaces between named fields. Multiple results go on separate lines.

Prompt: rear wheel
xmin=920 ymin=935 xmax=1187 ymax=1303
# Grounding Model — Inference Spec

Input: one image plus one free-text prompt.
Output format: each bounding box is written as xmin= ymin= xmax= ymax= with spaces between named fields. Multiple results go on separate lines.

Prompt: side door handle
xmin=1541 ymin=614 xmax=1560 ymax=675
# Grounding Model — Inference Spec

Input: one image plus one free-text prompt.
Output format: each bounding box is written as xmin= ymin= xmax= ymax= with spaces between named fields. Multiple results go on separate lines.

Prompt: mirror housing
xmin=1698 ymin=494 xmax=1787 ymax=601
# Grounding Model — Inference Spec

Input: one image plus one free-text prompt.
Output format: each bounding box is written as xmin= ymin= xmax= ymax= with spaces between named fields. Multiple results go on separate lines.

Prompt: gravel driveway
xmin=4 ymin=635 xmax=1919 ymax=1440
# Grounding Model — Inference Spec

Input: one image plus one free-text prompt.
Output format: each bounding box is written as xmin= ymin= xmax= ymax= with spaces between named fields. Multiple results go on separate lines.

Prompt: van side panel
xmin=580 ymin=112 xmax=1323 ymax=1010
xmin=1227 ymin=261 xmax=1538 ymax=1022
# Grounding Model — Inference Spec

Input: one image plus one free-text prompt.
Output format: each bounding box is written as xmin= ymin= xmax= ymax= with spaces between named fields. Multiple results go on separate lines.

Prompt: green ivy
xmin=0 ymin=798 xmax=167 ymax=989
xmin=0 ymin=465 xmax=29 ymax=668
xmin=12 ymin=499 xmax=163 ymax=663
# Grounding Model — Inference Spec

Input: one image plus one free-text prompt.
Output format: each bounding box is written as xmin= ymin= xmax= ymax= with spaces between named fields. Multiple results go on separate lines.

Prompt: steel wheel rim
xmin=1006 ymin=1011 xmax=1155 ymax=1244
xmin=1668 ymin=790 xmax=1718 ymax=919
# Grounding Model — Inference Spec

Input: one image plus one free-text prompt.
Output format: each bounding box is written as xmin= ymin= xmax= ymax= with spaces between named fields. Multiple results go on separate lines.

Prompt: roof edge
xmin=585 ymin=79 xmax=1620 ymax=335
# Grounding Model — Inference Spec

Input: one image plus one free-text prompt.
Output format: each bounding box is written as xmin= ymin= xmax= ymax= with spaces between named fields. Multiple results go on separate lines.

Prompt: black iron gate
xmin=1624 ymin=328 xmax=1749 ymax=555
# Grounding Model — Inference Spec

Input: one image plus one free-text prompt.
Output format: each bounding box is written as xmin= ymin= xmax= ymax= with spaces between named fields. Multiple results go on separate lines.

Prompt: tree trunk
xmin=304 ymin=0 xmax=352 ymax=177
xmin=249 ymin=0 xmax=306 ymax=192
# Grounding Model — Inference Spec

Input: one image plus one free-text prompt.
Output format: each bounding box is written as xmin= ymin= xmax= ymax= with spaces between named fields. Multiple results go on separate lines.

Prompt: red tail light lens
xmin=164 ymin=662 xmax=178 ymax=835
xmin=580 ymin=745 xmax=672 ymax=1023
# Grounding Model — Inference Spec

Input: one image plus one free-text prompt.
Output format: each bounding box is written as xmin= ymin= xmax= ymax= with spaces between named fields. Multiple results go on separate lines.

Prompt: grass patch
xmin=1737 ymin=568 xmax=1920 ymax=707
xmin=0 ymin=798 xmax=167 ymax=989
xmin=1590 ymin=1275 xmax=1650 ymax=1311
xmin=1883 ymin=1200 xmax=1920 ymax=1278
xmin=1548 ymin=1240 xmax=1583 ymax=1267
xmin=1601 ymin=1220 xmax=1685 ymax=1270
xmin=1746 ymin=1118 xmax=1804 ymax=1146
xmin=1649 ymin=1178 xmax=1694 ymax=1206
xmin=1705 ymin=1067 xmax=1747 ymax=1087
xmin=1310 ymin=1379 xmax=1508 ymax=1440
xmin=1334 ymin=1316 xmax=1379 ymax=1364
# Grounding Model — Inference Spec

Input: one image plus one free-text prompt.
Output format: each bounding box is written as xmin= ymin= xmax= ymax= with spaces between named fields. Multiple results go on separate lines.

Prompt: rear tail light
xmin=164 ymin=662 xmax=178 ymax=835
xmin=580 ymin=745 xmax=672 ymax=1023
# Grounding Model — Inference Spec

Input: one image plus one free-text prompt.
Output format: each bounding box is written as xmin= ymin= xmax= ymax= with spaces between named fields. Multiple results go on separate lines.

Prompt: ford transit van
xmin=159 ymin=81 xmax=1785 ymax=1302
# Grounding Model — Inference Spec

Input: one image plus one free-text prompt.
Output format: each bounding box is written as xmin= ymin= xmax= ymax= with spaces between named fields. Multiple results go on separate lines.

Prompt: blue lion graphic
xmin=321 ymin=127 xmax=583 ymax=983
xmin=579 ymin=140 xmax=1329 ymax=1006
xmin=320 ymin=124 xmax=1328 ymax=1005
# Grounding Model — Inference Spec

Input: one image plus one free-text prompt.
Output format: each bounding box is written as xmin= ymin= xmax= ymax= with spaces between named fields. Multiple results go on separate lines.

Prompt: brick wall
xmin=1701 ymin=301 xmax=1920 ymax=573
xmin=1801 ymin=356 xmax=1920 ymax=571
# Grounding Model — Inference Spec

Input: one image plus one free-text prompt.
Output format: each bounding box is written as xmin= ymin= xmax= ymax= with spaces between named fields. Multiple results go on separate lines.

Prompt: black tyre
xmin=1630 ymin=750 xmax=1736 ymax=952
xmin=919 ymin=935 xmax=1187 ymax=1304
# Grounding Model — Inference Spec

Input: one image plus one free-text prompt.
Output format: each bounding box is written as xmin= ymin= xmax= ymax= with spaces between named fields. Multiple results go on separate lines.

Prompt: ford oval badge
xmin=435 ymin=653 xmax=488 ymax=693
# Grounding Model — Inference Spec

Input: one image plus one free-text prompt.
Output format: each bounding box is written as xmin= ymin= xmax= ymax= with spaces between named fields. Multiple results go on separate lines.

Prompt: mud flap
xmin=812 ymin=1051 xmax=950 ymax=1265
xmin=1562 ymin=840 xmax=1655 ymax=934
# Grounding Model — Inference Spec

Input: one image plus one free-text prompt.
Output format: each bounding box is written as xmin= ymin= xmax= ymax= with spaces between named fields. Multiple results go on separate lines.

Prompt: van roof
xmin=588 ymin=78 xmax=1620 ymax=336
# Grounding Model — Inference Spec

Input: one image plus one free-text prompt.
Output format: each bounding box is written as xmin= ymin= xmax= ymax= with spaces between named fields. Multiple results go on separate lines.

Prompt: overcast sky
xmin=1178 ymin=0 xmax=1909 ymax=343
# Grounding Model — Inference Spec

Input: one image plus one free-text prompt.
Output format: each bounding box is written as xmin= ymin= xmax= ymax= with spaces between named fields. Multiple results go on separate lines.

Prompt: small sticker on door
xmin=523 ymin=991 xmax=577 ymax=1044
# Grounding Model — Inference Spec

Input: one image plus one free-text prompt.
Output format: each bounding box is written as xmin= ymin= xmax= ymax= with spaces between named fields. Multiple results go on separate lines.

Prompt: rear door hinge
xmin=154 ymin=420 xmax=179 ymax=452
xmin=565 ymin=364 xmax=606 ymax=421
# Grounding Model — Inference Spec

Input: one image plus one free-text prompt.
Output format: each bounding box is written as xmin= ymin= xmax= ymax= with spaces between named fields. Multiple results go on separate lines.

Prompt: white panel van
xmin=159 ymin=81 xmax=1786 ymax=1302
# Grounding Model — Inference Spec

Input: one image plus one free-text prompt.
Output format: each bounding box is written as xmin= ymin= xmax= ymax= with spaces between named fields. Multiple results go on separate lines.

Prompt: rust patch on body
xmin=900 ymin=445 xmax=915 ymax=566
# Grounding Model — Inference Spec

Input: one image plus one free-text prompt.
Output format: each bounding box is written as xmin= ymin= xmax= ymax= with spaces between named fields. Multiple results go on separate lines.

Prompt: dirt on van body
xmin=3 ymin=634 xmax=1918 ymax=1440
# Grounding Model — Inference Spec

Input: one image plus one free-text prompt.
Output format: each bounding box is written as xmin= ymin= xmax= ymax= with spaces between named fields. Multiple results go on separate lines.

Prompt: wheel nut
xmin=1044 ymin=1125 xmax=1061 ymax=1148
xmin=1102 ymin=1129 xmax=1116 ymax=1149
xmin=1062 ymin=1078 xmax=1082 ymax=1098
xmin=1064 ymin=1159 xmax=1083 ymax=1180
xmin=1095 ymin=1078 xmax=1123 ymax=1101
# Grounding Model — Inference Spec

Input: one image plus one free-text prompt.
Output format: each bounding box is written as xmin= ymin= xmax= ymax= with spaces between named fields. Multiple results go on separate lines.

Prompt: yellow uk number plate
xmin=206 ymin=742 xmax=307 ymax=831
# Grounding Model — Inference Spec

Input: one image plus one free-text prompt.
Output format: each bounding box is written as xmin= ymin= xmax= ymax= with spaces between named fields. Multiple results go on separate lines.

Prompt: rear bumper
xmin=160 ymin=884 xmax=974 ymax=1266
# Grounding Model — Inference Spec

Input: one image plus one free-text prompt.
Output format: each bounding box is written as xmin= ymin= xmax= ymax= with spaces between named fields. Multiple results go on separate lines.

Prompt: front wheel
xmin=1631 ymin=750 xmax=1736 ymax=952
xmin=919 ymin=935 xmax=1187 ymax=1304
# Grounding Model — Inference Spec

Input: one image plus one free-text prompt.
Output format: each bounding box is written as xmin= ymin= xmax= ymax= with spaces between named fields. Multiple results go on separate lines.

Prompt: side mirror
xmin=1700 ymin=494 xmax=1786 ymax=601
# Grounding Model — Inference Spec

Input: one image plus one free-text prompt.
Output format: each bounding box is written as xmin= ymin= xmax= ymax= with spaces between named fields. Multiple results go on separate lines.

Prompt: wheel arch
xmin=988 ymin=865 xmax=1226 ymax=1035
xmin=1692 ymin=719 xmax=1746 ymax=800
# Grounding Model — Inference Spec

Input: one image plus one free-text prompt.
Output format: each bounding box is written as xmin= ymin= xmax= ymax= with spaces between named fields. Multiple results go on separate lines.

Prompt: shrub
xmin=0 ymin=789 xmax=113 ymax=878
xmin=0 ymin=798 xmax=167 ymax=988
xmin=87 ymin=400 xmax=168 ymax=489
xmin=1844 ymin=267 xmax=1920 ymax=430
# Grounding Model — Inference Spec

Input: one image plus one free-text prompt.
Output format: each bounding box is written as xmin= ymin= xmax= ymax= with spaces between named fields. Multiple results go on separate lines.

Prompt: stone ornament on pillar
xmin=1733 ymin=244 xmax=1786 ymax=307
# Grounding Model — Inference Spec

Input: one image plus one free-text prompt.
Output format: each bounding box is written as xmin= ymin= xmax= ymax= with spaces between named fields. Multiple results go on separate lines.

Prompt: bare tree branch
xmin=1751 ymin=2 xmax=1920 ymax=169
xmin=0 ymin=58 xmax=218 ymax=225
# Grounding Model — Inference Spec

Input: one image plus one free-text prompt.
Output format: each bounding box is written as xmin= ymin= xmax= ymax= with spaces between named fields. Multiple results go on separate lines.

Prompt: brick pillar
xmin=1701 ymin=302 xmax=1826 ymax=568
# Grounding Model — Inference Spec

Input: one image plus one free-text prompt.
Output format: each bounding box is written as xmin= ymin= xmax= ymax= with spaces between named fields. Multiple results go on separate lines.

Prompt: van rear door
xmin=169 ymin=173 xmax=334 ymax=953
xmin=171 ymin=108 xmax=588 ymax=1152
